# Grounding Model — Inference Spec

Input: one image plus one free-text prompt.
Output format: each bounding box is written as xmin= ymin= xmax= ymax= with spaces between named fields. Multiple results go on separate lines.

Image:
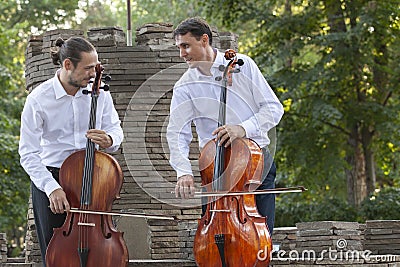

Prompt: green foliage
xmin=1 ymin=0 xmax=80 ymax=31
xmin=0 ymin=132 xmax=30 ymax=249
xmin=276 ymin=186 xmax=400 ymax=226
xmin=70 ymin=0 xmax=124 ymax=33
xmin=0 ymin=0 xmax=81 ymax=255
xmin=0 ymin=11 xmax=31 ymax=252
xmin=127 ymin=0 xmax=207 ymax=27
xmin=360 ymin=187 xmax=400 ymax=220
xmin=203 ymin=0 xmax=400 ymax=206
xmin=275 ymin=190 xmax=358 ymax=227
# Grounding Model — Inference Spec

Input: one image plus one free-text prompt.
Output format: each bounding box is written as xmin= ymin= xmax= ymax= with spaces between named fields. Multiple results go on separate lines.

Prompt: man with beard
xmin=18 ymin=36 xmax=123 ymax=266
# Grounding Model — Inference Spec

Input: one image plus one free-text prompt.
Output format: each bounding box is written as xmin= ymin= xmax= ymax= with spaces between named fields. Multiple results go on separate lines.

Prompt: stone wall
xmin=0 ymin=233 xmax=6 ymax=263
xmin=24 ymin=24 xmax=237 ymax=265
xmin=364 ymin=220 xmax=400 ymax=255
xmin=270 ymin=220 xmax=400 ymax=266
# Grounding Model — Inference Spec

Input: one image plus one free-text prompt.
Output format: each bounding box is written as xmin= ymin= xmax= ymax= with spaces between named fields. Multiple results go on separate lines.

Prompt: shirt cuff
xmin=44 ymin=179 xmax=62 ymax=197
xmin=105 ymin=133 xmax=122 ymax=153
xmin=240 ymin=120 xmax=257 ymax=138
xmin=176 ymin=169 xmax=193 ymax=179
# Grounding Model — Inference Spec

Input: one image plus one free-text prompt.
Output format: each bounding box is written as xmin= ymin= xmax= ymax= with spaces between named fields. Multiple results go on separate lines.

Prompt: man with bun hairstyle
xmin=19 ymin=36 xmax=123 ymax=265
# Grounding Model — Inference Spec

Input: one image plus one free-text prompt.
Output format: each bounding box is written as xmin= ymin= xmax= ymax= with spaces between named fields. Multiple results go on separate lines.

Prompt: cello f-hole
xmin=101 ymin=215 xmax=112 ymax=239
xmin=63 ymin=213 xmax=74 ymax=237
xmin=231 ymin=196 xmax=247 ymax=224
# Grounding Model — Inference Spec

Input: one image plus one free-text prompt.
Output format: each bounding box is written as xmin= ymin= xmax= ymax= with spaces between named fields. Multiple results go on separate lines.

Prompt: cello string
xmin=84 ymin=95 xmax=96 ymax=249
xmin=79 ymin=75 xmax=99 ymax=251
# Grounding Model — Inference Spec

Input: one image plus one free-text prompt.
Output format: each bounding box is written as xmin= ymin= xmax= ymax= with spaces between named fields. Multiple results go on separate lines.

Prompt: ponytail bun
xmin=55 ymin=38 xmax=65 ymax=47
xmin=50 ymin=38 xmax=65 ymax=65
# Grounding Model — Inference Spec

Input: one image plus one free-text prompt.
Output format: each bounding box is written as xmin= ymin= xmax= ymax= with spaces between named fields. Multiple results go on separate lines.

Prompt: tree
xmin=2 ymin=0 xmax=80 ymax=30
xmin=0 ymin=0 xmax=80 ymax=254
xmin=202 ymin=0 xmax=400 ymax=207
xmin=0 ymin=22 xmax=29 ymax=254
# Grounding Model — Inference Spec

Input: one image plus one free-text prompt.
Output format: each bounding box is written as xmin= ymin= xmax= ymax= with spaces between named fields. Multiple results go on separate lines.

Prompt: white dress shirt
xmin=19 ymin=70 xmax=123 ymax=197
xmin=167 ymin=50 xmax=284 ymax=178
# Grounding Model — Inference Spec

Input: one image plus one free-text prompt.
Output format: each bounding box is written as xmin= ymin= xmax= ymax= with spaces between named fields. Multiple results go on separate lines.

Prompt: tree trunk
xmin=283 ymin=0 xmax=292 ymax=68
xmin=345 ymin=125 xmax=368 ymax=207
xmin=325 ymin=0 xmax=377 ymax=206
xmin=361 ymin=126 xmax=376 ymax=196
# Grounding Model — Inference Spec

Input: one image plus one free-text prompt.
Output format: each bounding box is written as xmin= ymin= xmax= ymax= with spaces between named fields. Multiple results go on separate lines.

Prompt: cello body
xmin=45 ymin=150 xmax=128 ymax=267
xmin=194 ymin=138 xmax=272 ymax=267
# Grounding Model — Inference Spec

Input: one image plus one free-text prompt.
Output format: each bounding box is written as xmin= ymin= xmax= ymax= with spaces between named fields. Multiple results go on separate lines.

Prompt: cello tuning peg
xmin=102 ymin=75 xmax=112 ymax=82
xmin=82 ymin=89 xmax=90 ymax=95
xmin=100 ymin=84 xmax=110 ymax=91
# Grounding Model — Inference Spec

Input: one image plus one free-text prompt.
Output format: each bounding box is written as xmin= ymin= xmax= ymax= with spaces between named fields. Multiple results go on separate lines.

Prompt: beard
xmin=68 ymin=75 xmax=89 ymax=89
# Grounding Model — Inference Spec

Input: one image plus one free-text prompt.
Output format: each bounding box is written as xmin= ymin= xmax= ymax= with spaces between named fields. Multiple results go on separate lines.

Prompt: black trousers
xmin=31 ymin=167 xmax=66 ymax=267
xmin=256 ymin=149 xmax=276 ymax=235
xmin=202 ymin=148 xmax=276 ymax=235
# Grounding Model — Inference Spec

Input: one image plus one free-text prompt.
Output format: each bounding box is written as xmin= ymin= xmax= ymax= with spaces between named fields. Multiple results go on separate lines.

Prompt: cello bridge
xmin=209 ymin=209 xmax=231 ymax=213
xmin=78 ymin=222 xmax=96 ymax=227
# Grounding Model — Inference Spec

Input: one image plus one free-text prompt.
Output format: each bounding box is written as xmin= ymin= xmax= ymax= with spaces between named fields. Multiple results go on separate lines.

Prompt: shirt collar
xmin=52 ymin=70 xmax=67 ymax=99
xmin=189 ymin=49 xmax=226 ymax=79
xmin=212 ymin=49 xmax=226 ymax=69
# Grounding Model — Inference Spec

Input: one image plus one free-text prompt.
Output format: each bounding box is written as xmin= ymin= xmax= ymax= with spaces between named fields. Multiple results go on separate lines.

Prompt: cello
xmin=45 ymin=64 xmax=129 ymax=267
xmin=193 ymin=50 xmax=272 ymax=266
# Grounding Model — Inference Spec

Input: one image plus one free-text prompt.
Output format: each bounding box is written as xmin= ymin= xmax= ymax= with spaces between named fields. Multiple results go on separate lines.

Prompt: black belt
xmin=46 ymin=166 xmax=60 ymax=181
